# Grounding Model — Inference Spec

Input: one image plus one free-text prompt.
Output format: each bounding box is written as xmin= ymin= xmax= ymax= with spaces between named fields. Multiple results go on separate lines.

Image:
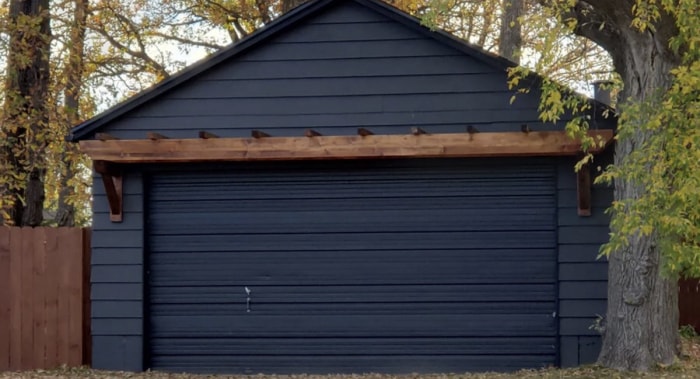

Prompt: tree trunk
xmin=1 ymin=0 xmax=51 ymax=226
xmin=596 ymin=23 xmax=681 ymax=371
xmin=56 ymin=0 xmax=88 ymax=227
xmin=498 ymin=0 xmax=523 ymax=63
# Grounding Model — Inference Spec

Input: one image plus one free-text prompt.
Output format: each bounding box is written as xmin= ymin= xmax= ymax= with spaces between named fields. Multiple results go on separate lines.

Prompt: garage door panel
xmin=147 ymin=159 xmax=557 ymax=373
xmin=148 ymin=261 xmax=555 ymax=285
xmin=149 ymin=283 xmax=557 ymax=303
xmin=150 ymin=314 xmax=557 ymax=337
xmin=150 ymin=184 xmax=554 ymax=201
xmin=150 ymin=231 xmax=556 ymax=252
xmin=150 ymin=337 xmax=557 ymax=355
xmin=149 ymin=165 xmax=553 ymax=186
xmin=149 ymin=209 xmax=555 ymax=234
xmin=150 ymin=355 xmax=557 ymax=374
xmin=154 ymin=196 xmax=556 ymax=213
xmin=149 ymin=249 xmax=556 ymax=264
xmin=151 ymin=301 xmax=556 ymax=315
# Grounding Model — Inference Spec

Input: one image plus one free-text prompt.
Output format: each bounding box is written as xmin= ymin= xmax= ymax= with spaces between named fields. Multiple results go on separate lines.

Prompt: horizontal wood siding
xmin=97 ymin=1 xmax=563 ymax=140
xmin=91 ymin=171 xmax=144 ymax=371
xmin=556 ymin=155 xmax=612 ymax=367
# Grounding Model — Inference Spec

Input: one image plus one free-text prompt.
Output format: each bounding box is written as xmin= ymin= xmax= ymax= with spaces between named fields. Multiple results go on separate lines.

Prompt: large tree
xmin=55 ymin=0 xmax=88 ymax=226
xmin=498 ymin=0 xmax=523 ymax=62
xmin=532 ymin=0 xmax=698 ymax=371
xmin=432 ymin=0 xmax=697 ymax=371
xmin=0 ymin=0 xmax=52 ymax=226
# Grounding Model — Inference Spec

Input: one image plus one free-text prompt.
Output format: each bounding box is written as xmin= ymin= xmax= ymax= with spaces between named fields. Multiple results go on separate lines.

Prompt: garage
xmin=146 ymin=160 xmax=558 ymax=373
xmin=70 ymin=0 xmax=615 ymax=372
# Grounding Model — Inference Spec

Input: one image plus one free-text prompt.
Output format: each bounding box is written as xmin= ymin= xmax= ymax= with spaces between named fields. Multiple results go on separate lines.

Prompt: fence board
xmin=44 ymin=229 xmax=59 ymax=368
xmin=0 ymin=229 xmax=10 ymax=370
xmin=680 ymin=279 xmax=700 ymax=333
xmin=66 ymin=229 xmax=84 ymax=367
xmin=56 ymin=230 xmax=69 ymax=366
xmin=32 ymin=228 xmax=46 ymax=368
xmin=0 ymin=227 xmax=90 ymax=371
xmin=82 ymin=228 xmax=92 ymax=366
xmin=10 ymin=228 xmax=23 ymax=369
xmin=20 ymin=228 xmax=34 ymax=370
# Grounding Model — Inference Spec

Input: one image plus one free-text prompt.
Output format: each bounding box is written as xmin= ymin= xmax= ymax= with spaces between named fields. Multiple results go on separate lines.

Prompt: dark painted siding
xmin=146 ymin=159 xmax=558 ymax=374
xmin=88 ymin=157 xmax=614 ymax=372
xmin=96 ymin=1 xmax=566 ymax=140
xmin=556 ymin=155 xmax=612 ymax=367
xmin=91 ymin=171 xmax=144 ymax=371
xmin=84 ymin=0 xmax=616 ymax=371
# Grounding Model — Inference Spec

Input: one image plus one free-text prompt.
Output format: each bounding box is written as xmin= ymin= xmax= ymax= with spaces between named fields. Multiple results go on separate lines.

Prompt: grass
xmin=2 ymin=338 xmax=699 ymax=379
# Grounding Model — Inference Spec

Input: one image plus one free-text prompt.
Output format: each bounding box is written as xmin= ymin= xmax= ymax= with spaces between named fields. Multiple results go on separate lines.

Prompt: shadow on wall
xmin=680 ymin=279 xmax=700 ymax=333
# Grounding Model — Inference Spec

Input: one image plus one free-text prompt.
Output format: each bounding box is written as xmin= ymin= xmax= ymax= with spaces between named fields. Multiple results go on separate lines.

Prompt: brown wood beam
xmin=198 ymin=131 xmax=219 ymax=139
xmin=577 ymin=162 xmax=592 ymax=217
xmin=79 ymin=130 xmax=614 ymax=164
xmin=93 ymin=160 xmax=123 ymax=222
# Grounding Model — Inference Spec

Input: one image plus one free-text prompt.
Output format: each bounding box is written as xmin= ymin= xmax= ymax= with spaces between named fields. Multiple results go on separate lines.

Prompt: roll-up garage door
xmin=146 ymin=159 xmax=558 ymax=374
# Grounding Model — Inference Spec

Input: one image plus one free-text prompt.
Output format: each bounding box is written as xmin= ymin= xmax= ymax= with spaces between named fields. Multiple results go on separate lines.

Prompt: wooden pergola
xmin=80 ymin=128 xmax=614 ymax=222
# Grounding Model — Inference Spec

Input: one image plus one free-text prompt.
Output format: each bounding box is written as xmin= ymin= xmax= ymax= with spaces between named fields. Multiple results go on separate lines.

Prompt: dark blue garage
xmin=69 ymin=0 xmax=615 ymax=374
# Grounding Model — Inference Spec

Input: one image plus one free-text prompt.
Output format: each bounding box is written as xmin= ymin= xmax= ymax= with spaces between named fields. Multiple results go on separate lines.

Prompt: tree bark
xmin=566 ymin=2 xmax=682 ymax=370
xmin=56 ymin=0 xmax=88 ymax=227
xmin=498 ymin=0 xmax=523 ymax=62
xmin=1 ymin=0 xmax=52 ymax=226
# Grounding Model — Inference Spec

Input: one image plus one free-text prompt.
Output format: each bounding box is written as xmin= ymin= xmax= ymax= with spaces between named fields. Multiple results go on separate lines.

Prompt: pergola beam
xmin=80 ymin=130 xmax=613 ymax=164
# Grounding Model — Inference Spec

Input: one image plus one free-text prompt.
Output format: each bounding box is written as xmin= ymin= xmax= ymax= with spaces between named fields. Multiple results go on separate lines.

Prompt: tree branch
xmin=149 ymin=31 xmax=226 ymax=50
xmin=568 ymin=1 xmax=622 ymax=57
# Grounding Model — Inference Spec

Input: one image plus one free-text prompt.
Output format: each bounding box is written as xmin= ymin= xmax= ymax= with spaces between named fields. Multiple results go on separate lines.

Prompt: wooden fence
xmin=0 ymin=227 xmax=90 ymax=371
xmin=680 ymin=279 xmax=700 ymax=333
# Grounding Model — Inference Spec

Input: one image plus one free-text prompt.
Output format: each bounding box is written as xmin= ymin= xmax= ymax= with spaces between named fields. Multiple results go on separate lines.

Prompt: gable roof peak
xmin=69 ymin=0 xmax=520 ymax=142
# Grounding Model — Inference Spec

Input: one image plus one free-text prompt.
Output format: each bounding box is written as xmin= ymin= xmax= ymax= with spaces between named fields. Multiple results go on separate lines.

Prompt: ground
xmin=2 ymin=338 xmax=699 ymax=379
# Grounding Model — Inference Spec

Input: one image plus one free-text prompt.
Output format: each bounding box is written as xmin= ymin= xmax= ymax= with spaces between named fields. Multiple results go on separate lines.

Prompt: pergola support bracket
xmin=94 ymin=160 xmax=124 ymax=222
